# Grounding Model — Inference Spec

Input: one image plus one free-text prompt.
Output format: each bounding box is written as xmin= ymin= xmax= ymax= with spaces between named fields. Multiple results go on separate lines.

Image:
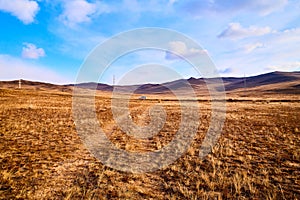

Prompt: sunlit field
xmin=1 ymin=88 xmax=299 ymax=199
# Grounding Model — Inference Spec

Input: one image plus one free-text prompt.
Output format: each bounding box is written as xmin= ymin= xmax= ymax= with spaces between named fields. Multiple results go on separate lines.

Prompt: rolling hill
xmin=1 ymin=71 xmax=300 ymax=96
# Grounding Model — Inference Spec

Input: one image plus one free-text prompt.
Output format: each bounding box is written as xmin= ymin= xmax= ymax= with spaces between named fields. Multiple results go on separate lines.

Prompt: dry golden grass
xmin=0 ymin=88 xmax=300 ymax=199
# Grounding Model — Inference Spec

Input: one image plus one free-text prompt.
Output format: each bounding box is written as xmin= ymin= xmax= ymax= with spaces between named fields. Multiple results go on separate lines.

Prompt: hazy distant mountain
xmin=125 ymin=71 xmax=300 ymax=95
xmin=1 ymin=71 xmax=300 ymax=95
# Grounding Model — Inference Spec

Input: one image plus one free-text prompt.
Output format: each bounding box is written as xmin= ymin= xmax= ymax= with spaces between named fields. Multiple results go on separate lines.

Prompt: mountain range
xmin=1 ymin=71 xmax=300 ymax=96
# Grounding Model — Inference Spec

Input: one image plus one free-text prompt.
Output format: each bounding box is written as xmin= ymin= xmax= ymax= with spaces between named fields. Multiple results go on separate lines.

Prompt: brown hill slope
xmin=223 ymin=71 xmax=300 ymax=93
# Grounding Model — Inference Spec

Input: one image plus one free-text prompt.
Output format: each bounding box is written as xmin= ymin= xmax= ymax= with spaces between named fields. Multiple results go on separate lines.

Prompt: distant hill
xmin=1 ymin=71 xmax=300 ymax=96
xmin=0 ymin=79 xmax=71 ymax=92
xmin=66 ymin=82 xmax=113 ymax=91
xmin=223 ymin=71 xmax=300 ymax=92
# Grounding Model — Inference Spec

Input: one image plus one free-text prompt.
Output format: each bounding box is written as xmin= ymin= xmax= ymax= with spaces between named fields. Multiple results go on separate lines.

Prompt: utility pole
xmin=113 ymin=75 xmax=115 ymax=86
xmin=243 ymin=73 xmax=246 ymax=97
xmin=19 ymin=79 xmax=21 ymax=89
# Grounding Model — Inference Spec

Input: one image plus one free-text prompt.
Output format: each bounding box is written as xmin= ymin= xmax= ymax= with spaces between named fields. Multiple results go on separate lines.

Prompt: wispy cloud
xmin=0 ymin=0 xmax=39 ymax=24
xmin=243 ymin=42 xmax=264 ymax=53
xmin=48 ymin=24 xmax=107 ymax=59
xmin=0 ymin=54 xmax=68 ymax=83
xmin=215 ymin=27 xmax=300 ymax=76
xmin=180 ymin=0 xmax=288 ymax=17
xmin=22 ymin=43 xmax=45 ymax=59
xmin=243 ymin=0 xmax=288 ymax=16
xmin=256 ymin=28 xmax=300 ymax=62
xmin=218 ymin=23 xmax=272 ymax=40
xmin=168 ymin=0 xmax=178 ymax=6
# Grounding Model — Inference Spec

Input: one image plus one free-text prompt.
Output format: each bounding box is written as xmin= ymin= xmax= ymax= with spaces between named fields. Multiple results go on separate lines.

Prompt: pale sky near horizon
xmin=0 ymin=0 xmax=299 ymax=84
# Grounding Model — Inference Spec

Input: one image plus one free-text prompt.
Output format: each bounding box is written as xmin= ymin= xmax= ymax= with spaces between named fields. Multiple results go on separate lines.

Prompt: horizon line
xmin=1 ymin=70 xmax=299 ymax=86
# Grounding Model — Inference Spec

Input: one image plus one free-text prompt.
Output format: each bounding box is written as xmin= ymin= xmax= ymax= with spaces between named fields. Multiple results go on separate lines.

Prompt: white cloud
xmin=60 ymin=0 xmax=96 ymax=26
xmin=265 ymin=62 xmax=300 ymax=72
xmin=243 ymin=42 xmax=263 ymax=53
xmin=165 ymin=41 xmax=208 ymax=60
xmin=218 ymin=67 xmax=233 ymax=74
xmin=221 ymin=27 xmax=300 ymax=59
xmin=0 ymin=54 xmax=69 ymax=84
xmin=218 ymin=23 xmax=272 ymax=40
xmin=0 ymin=0 xmax=39 ymax=24
xmin=116 ymin=64 xmax=183 ymax=85
xmin=22 ymin=43 xmax=45 ymax=59
xmin=256 ymin=28 xmax=300 ymax=62
xmin=215 ymin=27 xmax=300 ymax=76
xmin=273 ymin=28 xmax=300 ymax=46
xmin=59 ymin=0 xmax=110 ymax=27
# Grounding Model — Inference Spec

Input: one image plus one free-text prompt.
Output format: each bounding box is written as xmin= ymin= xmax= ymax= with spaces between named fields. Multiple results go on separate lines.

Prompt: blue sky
xmin=0 ymin=0 xmax=299 ymax=84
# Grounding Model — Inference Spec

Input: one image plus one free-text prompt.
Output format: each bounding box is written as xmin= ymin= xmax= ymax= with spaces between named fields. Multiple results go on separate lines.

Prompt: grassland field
xmin=0 ymin=88 xmax=300 ymax=199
